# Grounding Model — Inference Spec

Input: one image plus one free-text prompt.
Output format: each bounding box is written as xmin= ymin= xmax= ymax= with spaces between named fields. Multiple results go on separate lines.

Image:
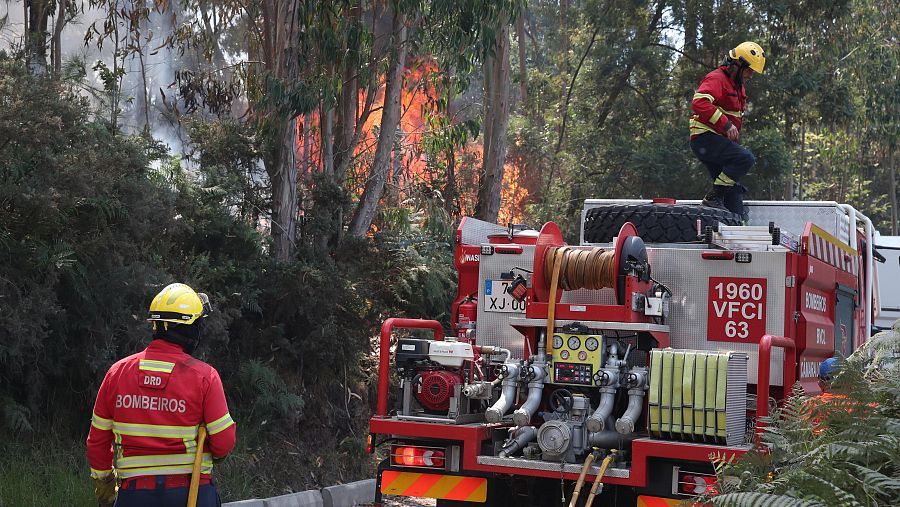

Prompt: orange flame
xmin=295 ymin=58 xmax=527 ymax=224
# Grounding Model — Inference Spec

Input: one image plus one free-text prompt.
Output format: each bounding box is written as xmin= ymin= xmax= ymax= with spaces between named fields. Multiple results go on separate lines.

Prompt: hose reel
xmin=533 ymin=222 xmax=650 ymax=306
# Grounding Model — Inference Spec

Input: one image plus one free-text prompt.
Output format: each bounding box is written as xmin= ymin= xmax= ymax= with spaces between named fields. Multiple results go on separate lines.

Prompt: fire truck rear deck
xmin=367 ymin=199 xmax=879 ymax=507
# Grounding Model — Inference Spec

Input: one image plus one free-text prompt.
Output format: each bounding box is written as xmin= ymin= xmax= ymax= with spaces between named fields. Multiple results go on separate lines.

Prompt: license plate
xmin=484 ymin=280 xmax=526 ymax=313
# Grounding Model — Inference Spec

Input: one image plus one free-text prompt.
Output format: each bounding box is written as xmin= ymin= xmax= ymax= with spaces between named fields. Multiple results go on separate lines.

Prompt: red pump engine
xmin=416 ymin=370 xmax=462 ymax=411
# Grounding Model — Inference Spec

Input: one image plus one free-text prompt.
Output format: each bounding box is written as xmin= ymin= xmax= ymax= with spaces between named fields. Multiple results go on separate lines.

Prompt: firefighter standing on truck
xmin=87 ymin=283 xmax=236 ymax=507
xmin=690 ymin=41 xmax=767 ymax=220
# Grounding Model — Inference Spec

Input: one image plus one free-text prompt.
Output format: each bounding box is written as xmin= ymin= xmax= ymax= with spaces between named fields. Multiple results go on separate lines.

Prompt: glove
xmin=93 ymin=474 xmax=117 ymax=507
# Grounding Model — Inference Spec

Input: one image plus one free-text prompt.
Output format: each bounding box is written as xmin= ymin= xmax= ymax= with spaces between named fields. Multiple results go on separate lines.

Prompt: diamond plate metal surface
xmin=744 ymin=202 xmax=850 ymax=243
xmin=461 ymin=217 xmax=507 ymax=247
xmin=476 ymin=246 xmax=535 ymax=358
xmin=476 ymin=456 xmax=630 ymax=478
xmin=648 ymin=248 xmax=786 ymax=385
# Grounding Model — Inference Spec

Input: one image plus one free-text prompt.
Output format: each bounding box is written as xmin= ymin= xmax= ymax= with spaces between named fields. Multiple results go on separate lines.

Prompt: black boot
xmin=702 ymin=185 xmax=728 ymax=210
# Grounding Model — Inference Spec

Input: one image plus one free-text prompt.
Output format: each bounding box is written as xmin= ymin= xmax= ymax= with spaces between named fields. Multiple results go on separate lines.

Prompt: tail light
xmin=676 ymin=470 xmax=717 ymax=496
xmin=391 ymin=444 xmax=446 ymax=469
xmin=366 ymin=433 xmax=374 ymax=454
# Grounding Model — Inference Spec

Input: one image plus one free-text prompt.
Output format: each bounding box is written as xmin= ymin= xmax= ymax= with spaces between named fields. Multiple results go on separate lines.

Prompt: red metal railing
xmin=756 ymin=334 xmax=796 ymax=434
xmin=376 ymin=318 xmax=445 ymax=417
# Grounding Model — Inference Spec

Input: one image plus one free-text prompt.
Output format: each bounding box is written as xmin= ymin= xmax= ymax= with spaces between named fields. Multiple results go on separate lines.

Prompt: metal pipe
xmin=588 ymin=429 xmax=636 ymax=449
xmin=615 ymin=389 xmax=645 ymax=434
xmin=476 ymin=345 xmax=512 ymax=363
xmin=757 ymin=335 xmax=796 ymax=435
xmin=376 ymin=318 xmax=444 ymax=416
xmin=485 ymin=363 xmax=521 ymax=423
xmin=586 ymin=388 xmax=616 ymax=433
xmin=512 ymin=364 xmax=547 ymax=426
xmin=498 ymin=426 xmax=536 ymax=458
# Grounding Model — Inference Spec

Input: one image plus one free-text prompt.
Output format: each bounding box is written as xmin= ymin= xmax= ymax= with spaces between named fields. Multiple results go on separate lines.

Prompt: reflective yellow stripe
xmin=117 ymin=452 xmax=212 ymax=468
xmin=715 ymin=173 xmax=736 ymax=186
xmin=692 ymin=92 xmax=715 ymax=102
xmin=115 ymin=462 xmax=214 ymax=479
xmin=139 ymin=359 xmax=175 ymax=373
xmin=689 ymin=118 xmax=718 ymax=135
xmin=207 ymin=413 xmax=235 ymax=435
xmin=113 ymin=421 xmax=198 ymax=438
xmin=90 ymin=468 xmax=112 ymax=479
xmin=720 ymin=108 xmax=742 ymax=117
xmin=710 ymin=109 xmax=723 ymax=124
xmin=92 ymin=413 xmax=113 ymax=431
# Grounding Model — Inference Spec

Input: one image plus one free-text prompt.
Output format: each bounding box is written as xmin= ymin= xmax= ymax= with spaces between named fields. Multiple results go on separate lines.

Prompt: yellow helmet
xmin=728 ymin=41 xmax=766 ymax=74
xmin=147 ymin=283 xmax=211 ymax=327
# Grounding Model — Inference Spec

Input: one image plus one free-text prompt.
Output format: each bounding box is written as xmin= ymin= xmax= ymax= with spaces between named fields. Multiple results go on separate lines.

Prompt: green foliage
xmin=698 ymin=332 xmax=900 ymax=506
xmin=233 ymin=359 xmax=304 ymax=431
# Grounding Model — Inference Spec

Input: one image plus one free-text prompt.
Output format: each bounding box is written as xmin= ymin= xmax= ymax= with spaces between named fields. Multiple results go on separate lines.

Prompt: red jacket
xmin=86 ymin=339 xmax=236 ymax=480
xmin=690 ymin=66 xmax=747 ymax=139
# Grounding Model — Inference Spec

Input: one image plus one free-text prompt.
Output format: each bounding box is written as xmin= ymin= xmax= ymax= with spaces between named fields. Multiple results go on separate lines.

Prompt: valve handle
xmin=549 ymin=388 xmax=574 ymax=414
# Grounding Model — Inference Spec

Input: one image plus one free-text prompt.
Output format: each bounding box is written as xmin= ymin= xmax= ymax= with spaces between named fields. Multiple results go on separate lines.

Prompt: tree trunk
xmin=347 ymin=10 xmax=408 ymax=238
xmin=333 ymin=2 xmax=361 ymax=185
xmin=51 ymin=0 xmax=66 ymax=76
xmin=301 ymin=112 xmax=312 ymax=179
xmin=261 ymin=0 xmax=301 ymax=261
xmin=783 ymin=116 xmax=794 ymax=200
xmin=474 ymin=23 xmax=511 ymax=223
xmin=516 ymin=13 xmax=527 ymax=106
xmin=322 ymin=103 xmax=335 ymax=178
xmin=26 ymin=0 xmax=51 ymax=75
xmin=890 ymin=146 xmax=897 ymax=235
xmin=270 ymin=118 xmax=298 ymax=261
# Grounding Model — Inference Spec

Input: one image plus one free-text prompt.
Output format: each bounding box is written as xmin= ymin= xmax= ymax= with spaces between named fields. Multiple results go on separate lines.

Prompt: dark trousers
xmin=690 ymin=133 xmax=755 ymax=216
xmin=113 ymin=478 xmax=221 ymax=507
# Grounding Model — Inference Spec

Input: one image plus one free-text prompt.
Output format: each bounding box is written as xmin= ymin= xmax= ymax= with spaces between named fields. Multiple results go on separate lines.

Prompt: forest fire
xmin=295 ymin=58 xmax=527 ymax=224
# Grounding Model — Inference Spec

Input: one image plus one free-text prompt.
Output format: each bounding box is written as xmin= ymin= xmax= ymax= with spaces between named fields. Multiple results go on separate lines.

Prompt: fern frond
xmin=844 ymin=462 xmax=900 ymax=496
xmin=707 ymin=492 xmax=823 ymax=507
xmin=794 ymin=470 xmax=863 ymax=507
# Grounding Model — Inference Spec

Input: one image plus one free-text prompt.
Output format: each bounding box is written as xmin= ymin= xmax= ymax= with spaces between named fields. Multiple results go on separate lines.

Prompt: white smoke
xmin=0 ymin=1 xmax=186 ymax=155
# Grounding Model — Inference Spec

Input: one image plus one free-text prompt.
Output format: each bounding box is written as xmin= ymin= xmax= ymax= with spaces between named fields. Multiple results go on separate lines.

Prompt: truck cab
xmin=874 ymin=234 xmax=900 ymax=330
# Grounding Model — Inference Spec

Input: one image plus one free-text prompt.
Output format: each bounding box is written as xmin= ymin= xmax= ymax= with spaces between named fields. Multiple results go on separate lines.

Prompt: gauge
xmin=567 ymin=336 xmax=581 ymax=350
xmin=560 ymin=350 xmax=570 ymax=360
xmin=578 ymin=351 xmax=587 ymax=361
xmin=553 ymin=335 xmax=564 ymax=349
xmin=585 ymin=337 xmax=599 ymax=351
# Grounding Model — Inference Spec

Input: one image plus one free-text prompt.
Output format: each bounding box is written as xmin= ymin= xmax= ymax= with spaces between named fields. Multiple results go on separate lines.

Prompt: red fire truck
xmin=367 ymin=199 xmax=879 ymax=506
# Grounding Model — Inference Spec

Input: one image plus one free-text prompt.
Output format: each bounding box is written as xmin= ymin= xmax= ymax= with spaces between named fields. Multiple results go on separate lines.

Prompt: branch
xmin=555 ymin=24 xmax=600 ymax=154
xmin=650 ymin=42 xmax=712 ymax=68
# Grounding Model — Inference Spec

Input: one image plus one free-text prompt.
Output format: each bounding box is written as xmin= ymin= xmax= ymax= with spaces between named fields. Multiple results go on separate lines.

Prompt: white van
xmin=874 ymin=234 xmax=900 ymax=330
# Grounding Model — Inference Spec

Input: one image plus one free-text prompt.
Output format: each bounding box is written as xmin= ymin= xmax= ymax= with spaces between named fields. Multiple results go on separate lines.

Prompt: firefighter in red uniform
xmin=690 ymin=41 xmax=767 ymax=219
xmin=87 ymin=283 xmax=236 ymax=507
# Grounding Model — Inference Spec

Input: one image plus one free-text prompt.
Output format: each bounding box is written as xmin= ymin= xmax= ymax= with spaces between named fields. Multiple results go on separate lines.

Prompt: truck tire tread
xmin=583 ymin=203 xmax=741 ymax=244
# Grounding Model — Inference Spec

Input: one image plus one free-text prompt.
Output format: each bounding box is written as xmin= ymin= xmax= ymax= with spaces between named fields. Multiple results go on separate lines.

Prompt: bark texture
xmin=475 ymin=23 xmax=511 ymax=223
xmin=347 ymin=10 xmax=408 ymax=238
xmin=261 ymin=0 xmax=301 ymax=262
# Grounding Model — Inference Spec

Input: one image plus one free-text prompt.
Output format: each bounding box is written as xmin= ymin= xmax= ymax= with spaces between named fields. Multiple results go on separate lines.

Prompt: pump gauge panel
xmin=552 ymin=335 xmax=564 ymax=349
xmin=550 ymin=333 xmax=604 ymax=386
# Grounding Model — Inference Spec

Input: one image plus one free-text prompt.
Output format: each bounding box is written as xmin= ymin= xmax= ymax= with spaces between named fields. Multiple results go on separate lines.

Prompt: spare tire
xmin=583 ymin=203 xmax=741 ymax=244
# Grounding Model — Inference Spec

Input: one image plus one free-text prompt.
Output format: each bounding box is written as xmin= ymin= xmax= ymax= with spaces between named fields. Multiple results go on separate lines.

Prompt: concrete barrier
xmin=224 ymin=479 xmax=375 ymax=507
xmin=263 ymin=490 xmax=325 ymax=507
xmin=322 ymin=479 xmax=376 ymax=507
